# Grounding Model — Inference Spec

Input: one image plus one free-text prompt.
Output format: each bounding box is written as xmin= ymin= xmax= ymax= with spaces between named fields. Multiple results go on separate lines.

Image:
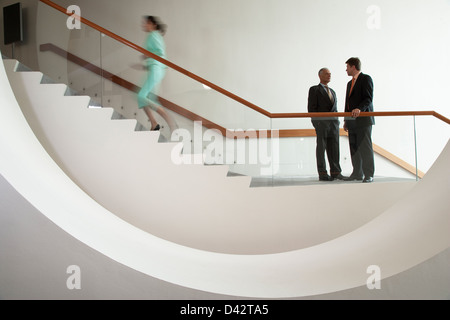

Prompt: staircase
xmin=1 ymin=57 xmax=449 ymax=298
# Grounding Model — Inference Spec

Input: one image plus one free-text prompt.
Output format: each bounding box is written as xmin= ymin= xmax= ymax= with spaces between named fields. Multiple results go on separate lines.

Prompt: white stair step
xmin=2 ymin=59 xmax=18 ymax=72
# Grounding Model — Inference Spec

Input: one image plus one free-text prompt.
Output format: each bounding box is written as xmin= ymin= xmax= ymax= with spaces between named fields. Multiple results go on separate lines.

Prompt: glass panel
xmin=267 ymin=115 xmax=420 ymax=187
xmin=414 ymin=115 xmax=450 ymax=177
xmin=267 ymin=117 xmax=345 ymax=187
xmin=98 ymin=33 xmax=144 ymax=125
xmin=163 ymin=68 xmax=273 ymax=175
xmin=371 ymin=116 xmax=419 ymax=181
xmin=36 ymin=2 xmax=102 ymax=107
xmin=99 ymin=32 xmax=273 ymax=181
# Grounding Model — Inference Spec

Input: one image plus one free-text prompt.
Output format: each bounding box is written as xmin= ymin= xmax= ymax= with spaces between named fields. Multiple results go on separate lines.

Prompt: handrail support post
xmin=413 ymin=115 xmax=419 ymax=181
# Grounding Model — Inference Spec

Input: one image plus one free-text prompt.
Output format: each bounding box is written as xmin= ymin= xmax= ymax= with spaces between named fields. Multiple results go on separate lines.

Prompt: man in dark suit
xmin=308 ymin=68 xmax=346 ymax=181
xmin=343 ymin=57 xmax=375 ymax=183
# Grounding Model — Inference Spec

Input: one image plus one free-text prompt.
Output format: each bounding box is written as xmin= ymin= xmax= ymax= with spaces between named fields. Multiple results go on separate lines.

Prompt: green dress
xmin=137 ymin=31 xmax=167 ymax=110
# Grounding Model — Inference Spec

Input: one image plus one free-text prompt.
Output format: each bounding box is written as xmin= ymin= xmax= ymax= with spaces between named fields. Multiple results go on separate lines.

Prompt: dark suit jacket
xmin=344 ymin=73 xmax=375 ymax=127
xmin=308 ymin=84 xmax=338 ymax=124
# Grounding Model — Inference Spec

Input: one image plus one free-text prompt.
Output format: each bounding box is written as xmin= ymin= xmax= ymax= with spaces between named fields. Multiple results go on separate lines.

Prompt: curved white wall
xmin=1 ymin=173 xmax=449 ymax=300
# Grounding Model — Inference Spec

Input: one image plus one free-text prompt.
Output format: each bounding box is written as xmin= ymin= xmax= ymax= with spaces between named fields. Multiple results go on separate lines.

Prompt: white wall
xmin=46 ymin=0 xmax=450 ymax=113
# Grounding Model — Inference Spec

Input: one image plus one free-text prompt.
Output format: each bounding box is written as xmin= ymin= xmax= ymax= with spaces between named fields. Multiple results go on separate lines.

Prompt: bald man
xmin=308 ymin=68 xmax=346 ymax=181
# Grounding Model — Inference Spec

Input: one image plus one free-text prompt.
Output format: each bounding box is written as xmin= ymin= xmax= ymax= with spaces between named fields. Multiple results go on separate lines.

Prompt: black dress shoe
xmin=151 ymin=124 xmax=161 ymax=131
xmin=319 ymin=175 xmax=332 ymax=181
xmin=332 ymin=174 xmax=347 ymax=180
xmin=344 ymin=175 xmax=363 ymax=181
xmin=363 ymin=177 xmax=374 ymax=183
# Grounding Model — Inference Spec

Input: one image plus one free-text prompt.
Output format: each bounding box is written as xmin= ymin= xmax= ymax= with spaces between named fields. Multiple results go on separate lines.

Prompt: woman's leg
xmin=138 ymin=82 xmax=160 ymax=130
xmin=155 ymin=106 xmax=177 ymax=132
xmin=143 ymin=106 xmax=160 ymax=130
xmin=138 ymin=66 xmax=176 ymax=131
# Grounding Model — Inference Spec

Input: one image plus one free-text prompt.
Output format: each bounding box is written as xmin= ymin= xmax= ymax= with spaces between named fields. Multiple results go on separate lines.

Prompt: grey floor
xmin=227 ymin=172 xmax=418 ymax=188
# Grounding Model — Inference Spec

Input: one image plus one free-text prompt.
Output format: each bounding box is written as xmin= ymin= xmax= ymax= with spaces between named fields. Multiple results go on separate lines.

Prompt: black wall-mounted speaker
xmin=3 ymin=2 xmax=23 ymax=45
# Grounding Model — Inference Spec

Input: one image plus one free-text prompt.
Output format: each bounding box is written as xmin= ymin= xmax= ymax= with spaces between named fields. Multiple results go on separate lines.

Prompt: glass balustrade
xmin=263 ymin=115 xmax=425 ymax=187
xmin=414 ymin=114 xmax=450 ymax=174
xmin=32 ymin=1 xmax=449 ymax=187
xmin=98 ymin=32 xmax=272 ymax=164
xmin=37 ymin=2 xmax=102 ymax=106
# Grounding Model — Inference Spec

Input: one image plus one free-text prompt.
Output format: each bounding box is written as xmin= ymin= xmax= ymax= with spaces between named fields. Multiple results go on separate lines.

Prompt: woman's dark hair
xmin=145 ymin=16 xmax=167 ymax=35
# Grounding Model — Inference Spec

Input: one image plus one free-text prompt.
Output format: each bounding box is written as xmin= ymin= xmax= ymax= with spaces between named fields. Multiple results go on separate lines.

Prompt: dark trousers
xmin=347 ymin=124 xmax=375 ymax=178
xmin=312 ymin=120 xmax=341 ymax=177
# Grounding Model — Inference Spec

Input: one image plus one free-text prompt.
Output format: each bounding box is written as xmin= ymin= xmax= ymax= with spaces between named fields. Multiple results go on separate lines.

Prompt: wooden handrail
xmin=39 ymin=0 xmax=450 ymax=126
xmin=272 ymin=111 xmax=450 ymax=124
xmin=432 ymin=112 xmax=450 ymax=125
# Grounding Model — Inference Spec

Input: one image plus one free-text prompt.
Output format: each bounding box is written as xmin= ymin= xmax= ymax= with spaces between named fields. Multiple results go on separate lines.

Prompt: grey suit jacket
xmin=308 ymin=84 xmax=338 ymax=123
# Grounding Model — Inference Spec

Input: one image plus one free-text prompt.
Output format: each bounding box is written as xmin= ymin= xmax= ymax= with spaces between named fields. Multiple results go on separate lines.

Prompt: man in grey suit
xmin=308 ymin=68 xmax=346 ymax=181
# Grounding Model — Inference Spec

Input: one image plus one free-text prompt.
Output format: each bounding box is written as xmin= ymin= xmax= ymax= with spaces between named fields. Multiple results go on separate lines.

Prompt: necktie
xmin=325 ymin=86 xmax=334 ymax=102
xmin=349 ymin=78 xmax=356 ymax=95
